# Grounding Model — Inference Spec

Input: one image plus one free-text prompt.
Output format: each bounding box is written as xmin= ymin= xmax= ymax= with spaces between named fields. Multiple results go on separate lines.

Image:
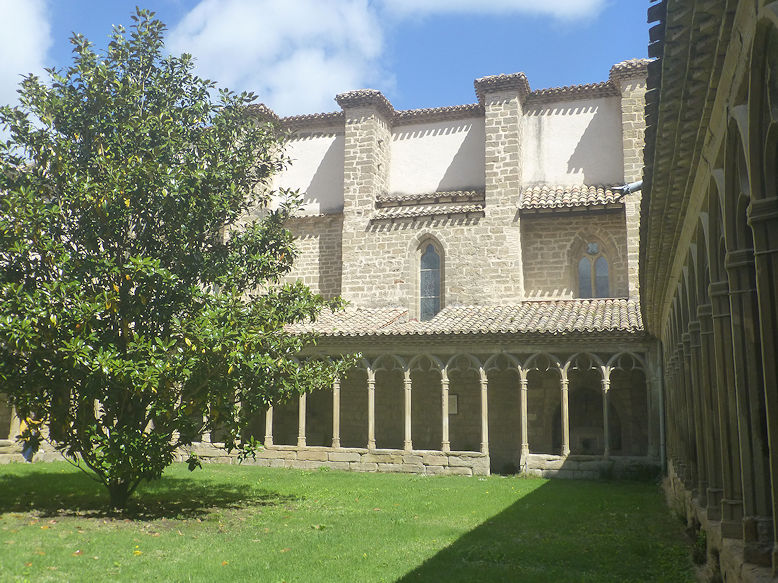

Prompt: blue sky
xmin=1 ymin=1 xmax=649 ymax=116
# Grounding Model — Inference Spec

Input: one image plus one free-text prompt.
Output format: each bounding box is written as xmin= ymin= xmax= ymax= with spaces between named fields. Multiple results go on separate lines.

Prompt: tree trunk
xmin=107 ymin=481 xmax=132 ymax=510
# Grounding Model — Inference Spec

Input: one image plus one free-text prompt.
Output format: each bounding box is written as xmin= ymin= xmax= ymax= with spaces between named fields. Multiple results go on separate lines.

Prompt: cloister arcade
xmin=230 ymin=348 xmax=660 ymax=477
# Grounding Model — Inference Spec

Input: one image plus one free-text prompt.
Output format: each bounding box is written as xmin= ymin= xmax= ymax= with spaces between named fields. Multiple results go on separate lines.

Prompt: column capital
xmin=724 ymin=248 xmax=755 ymax=271
xmin=747 ymin=196 xmax=778 ymax=226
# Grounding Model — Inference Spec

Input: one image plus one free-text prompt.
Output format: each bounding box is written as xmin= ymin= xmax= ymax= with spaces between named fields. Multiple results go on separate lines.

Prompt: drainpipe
xmin=613 ymin=180 xmax=643 ymax=201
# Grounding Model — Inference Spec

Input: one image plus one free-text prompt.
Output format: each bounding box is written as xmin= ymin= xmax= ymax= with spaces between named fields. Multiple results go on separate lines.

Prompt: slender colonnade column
xmin=367 ymin=370 xmax=376 ymax=450
xmin=441 ymin=372 xmax=450 ymax=453
xmin=264 ymin=405 xmax=274 ymax=447
xmin=601 ymin=372 xmax=611 ymax=459
xmin=331 ymin=377 xmax=341 ymax=448
xmin=403 ymin=371 xmax=413 ymax=451
xmin=519 ymin=369 xmax=529 ymax=468
xmin=560 ymin=370 xmax=570 ymax=456
xmin=479 ymin=368 xmax=489 ymax=455
xmin=297 ymin=393 xmax=307 ymax=447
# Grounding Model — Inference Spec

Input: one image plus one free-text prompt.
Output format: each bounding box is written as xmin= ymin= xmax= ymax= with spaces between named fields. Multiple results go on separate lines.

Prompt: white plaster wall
xmin=521 ymin=96 xmax=623 ymax=185
xmin=389 ymin=118 xmax=485 ymax=194
xmin=274 ymin=132 xmax=345 ymax=214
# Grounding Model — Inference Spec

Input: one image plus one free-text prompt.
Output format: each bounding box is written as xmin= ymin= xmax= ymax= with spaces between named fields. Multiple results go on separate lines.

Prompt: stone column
xmin=689 ymin=320 xmax=708 ymax=507
xmin=680 ymin=335 xmax=697 ymax=490
xmin=473 ymin=73 xmax=528 ymax=302
xmin=601 ymin=372 xmax=611 ymax=459
xmin=479 ymin=368 xmax=489 ymax=455
xmin=699 ymin=303 xmax=724 ymax=520
xmin=264 ymin=405 xmax=274 ymax=447
xmin=8 ymin=405 xmax=21 ymax=440
xmin=561 ymin=370 xmax=570 ymax=457
xmin=297 ymin=393 xmax=307 ymax=448
xmin=519 ymin=369 xmax=529 ymax=468
xmin=441 ymin=372 xmax=450 ymax=453
xmin=201 ymin=413 xmax=211 ymax=444
xmin=747 ymin=195 xmax=778 ymax=570
xmin=403 ymin=371 xmax=413 ymax=452
xmin=331 ymin=378 xmax=341 ymax=448
xmin=726 ymin=247 xmax=773 ymax=564
xmin=367 ymin=371 xmax=376 ymax=450
xmin=644 ymin=352 xmax=659 ymax=460
xmin=710 ymin=279 xmax=744 ymax=539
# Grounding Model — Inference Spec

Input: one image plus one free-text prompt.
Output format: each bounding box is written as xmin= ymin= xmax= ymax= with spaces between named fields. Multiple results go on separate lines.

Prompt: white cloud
xmin=0 ymin=0 xmax=51 ymax=107
xmin=168 ymin=0 xmax=390 ymax=116
xmin=379 ymin=0 xmax=607 ymax=21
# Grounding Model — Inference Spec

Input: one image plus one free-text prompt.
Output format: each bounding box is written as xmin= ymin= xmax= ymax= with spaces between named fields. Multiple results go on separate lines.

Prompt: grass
xmin=0 ymin=462 xmax=694 ymax=582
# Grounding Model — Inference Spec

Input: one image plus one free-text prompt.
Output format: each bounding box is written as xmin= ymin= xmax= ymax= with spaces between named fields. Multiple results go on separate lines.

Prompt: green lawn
xmin=0 ymin=462 xmax=693 ymax=582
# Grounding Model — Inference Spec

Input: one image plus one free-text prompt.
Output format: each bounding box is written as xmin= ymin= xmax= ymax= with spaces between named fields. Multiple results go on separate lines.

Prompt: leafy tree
xmin=0 ymin=9 xmax=347 ymax=509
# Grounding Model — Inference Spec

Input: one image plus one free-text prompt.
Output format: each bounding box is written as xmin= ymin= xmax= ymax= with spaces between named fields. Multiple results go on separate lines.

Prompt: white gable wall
xmin=389 ymin=118 xmax=485 ymax=195
xmin=274 ymin=132 xmax=345 ymax=214
xmin=521 ymin=96 xmax=623 ymax=185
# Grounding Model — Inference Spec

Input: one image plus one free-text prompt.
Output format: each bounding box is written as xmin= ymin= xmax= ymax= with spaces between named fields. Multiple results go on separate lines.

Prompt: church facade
xmin=226 ymin=59 xmax=662 ymax=479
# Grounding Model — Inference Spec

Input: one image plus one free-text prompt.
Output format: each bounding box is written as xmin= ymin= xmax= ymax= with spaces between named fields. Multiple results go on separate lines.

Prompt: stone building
xmin=217 ymin=58 xmax=661 ymax=479
xmin=642 ymin=0 xmax=778 ymax=579
xmin=0 ymin=61 xmax=659 ymax=475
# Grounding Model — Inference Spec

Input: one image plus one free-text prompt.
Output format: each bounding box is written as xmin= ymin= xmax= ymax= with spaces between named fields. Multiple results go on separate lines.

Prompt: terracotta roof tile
xmin=520 ymin=184 xmax=623 ymax=209
xmin=372 ymin=202 xmax=485 ymax=220
xmin=376 ymin=190 xmax=484 ymax=206
xmin=289 ymin=299 xmax=643 ymax=338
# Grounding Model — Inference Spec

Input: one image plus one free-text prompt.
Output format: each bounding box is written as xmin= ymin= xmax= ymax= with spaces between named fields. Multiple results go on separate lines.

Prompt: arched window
xmin=419 ymin=243 xmax=441 ymax=320
xmin=577 ymin=242 xmax=609 ymax=298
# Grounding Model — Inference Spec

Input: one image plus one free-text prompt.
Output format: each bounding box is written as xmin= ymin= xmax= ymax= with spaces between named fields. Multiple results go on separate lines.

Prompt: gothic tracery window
xmin=419 ymin=242 xmax=441 ymax=320
xmin=577 ymin=242 xmax=609 ymax=298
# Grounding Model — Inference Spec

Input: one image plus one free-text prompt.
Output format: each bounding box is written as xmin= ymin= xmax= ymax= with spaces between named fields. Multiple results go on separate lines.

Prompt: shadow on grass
xmin=0 ymin=466 xmax=297 ymax=520
xmin=396 ymin=479 xmax=691 ymax=583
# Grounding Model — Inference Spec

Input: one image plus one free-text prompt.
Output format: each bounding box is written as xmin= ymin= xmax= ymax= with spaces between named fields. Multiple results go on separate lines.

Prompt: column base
xmin=742 ymin=516 xmax=774 ymax=567
xmin=706 ymin=487 xmax=723 ymax=521
xmin=403 ymin=441 xmax=413 ymax=452
xmin=695 ymin=480 xmax=708 ymax=507
xmin=721 ymin=499 xmax=744 ymax=539
xmin=441 ymin=442 xmax=450 ymax=453
xmin=297 ymin=438 xmax=306 ymax=448
xmin=773 ymin=544 xmax=778 ymax=576
xmin=331 ymin=438 xmax=341 ymax=448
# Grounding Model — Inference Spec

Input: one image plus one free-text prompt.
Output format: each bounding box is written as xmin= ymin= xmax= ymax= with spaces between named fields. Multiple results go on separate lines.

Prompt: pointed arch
xmin=407 ymin=231 xmax=446 ymax=320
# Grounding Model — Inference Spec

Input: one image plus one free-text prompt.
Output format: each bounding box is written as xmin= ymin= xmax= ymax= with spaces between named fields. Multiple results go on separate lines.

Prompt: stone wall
xmin=284 ymin=214 xmax=343 ymax=299
xmin=180 ymin=444 xmax=490 ymax=476
xmin=520 ymin=210 xmax=629 ymax=298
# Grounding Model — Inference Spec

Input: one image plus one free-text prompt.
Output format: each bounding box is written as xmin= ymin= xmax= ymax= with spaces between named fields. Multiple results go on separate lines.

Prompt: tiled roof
xmin=609 ymin=58 xmax=651 ymax=82
xmin=527 ymin=81 xmax=620 ymax=104
xmin=372 ymin=203 xmax=484 ymax=220
xmin=288 ymin=299 xmax=643 ymax=338
xmin=520 ymin=185 xmax=623 ymax=210
xmin=376 ymin=190 xmax=484 ymax=206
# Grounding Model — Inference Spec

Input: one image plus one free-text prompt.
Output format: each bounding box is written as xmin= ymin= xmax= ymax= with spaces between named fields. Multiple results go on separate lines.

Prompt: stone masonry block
xmin=445 ymin=466 xmax=474 ymax=476
xmin=297 ymin=450 xmax=329 ymax=461
xmin=328 ymin=451 xmax=362 ymax=462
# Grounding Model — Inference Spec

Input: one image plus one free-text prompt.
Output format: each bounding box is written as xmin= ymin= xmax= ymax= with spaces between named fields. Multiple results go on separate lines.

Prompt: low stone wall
xmin=663 ymin=461 xmax=775 ymax=583
xmin=179 ymin=443 xmax=490 ymax=476
xmin=523 ymin=453 xmax=660 ymax=480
